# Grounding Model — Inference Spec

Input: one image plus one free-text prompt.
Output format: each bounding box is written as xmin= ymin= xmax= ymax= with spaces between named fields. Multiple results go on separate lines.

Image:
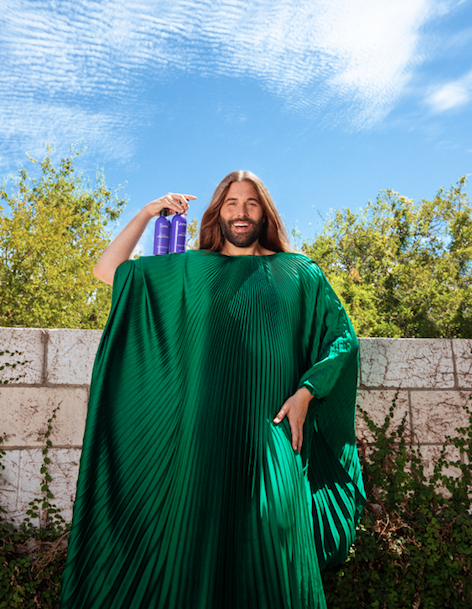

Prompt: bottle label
xmin=154 ymin=218 xmax=170 ymax=255
xmin=170 ymin=217 xmax=187 ymax=253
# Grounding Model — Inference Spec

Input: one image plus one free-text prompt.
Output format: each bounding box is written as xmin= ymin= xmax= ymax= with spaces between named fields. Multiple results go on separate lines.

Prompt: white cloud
xmin=0 ymin=0 xmax=456 ymax=163
xmin=427 ymin=70 xmax=472 ymax=112
xmin=0 ymin=100 xmax=137 ymax=162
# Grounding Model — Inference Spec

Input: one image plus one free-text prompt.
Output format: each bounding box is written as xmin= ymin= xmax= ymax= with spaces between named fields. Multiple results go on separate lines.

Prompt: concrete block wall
xmin=355 ymin=338 xmax=472 ymax=481
xmin=0 ymin=328 xmax=101 ymax=523
xmin=0 ymin=329 xmax=471 ymax=524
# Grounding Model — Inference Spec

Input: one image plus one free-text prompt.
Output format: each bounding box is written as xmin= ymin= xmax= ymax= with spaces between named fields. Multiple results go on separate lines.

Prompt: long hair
xmin=199 ymin=171 xmax=291 ymax=253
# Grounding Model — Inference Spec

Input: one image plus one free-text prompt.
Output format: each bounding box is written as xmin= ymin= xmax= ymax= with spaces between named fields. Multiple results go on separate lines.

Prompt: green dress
xmin=60 ymin=250 xmax=365 ymax=609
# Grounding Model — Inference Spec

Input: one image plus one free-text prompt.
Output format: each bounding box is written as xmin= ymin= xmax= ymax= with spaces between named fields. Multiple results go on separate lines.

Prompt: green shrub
xmin=322 ymin=395 xmax=472 ymax=608
xmin=0 ymin=407 xmax=69 ymax=609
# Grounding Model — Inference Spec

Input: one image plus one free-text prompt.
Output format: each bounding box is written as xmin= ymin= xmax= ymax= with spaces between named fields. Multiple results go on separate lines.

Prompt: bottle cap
xmin=159 ymin=208 xmax=168 ymax=217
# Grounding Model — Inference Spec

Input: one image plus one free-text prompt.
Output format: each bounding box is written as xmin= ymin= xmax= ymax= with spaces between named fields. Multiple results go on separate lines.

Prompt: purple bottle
xmin=169 ymin=213 xmax=187 ymax=253
xmin=153 ymin=209 xmax=170 ymax=255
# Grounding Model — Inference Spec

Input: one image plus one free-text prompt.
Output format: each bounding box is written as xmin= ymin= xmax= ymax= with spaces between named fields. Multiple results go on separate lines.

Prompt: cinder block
xmin=0 ymin=449 xmax=47 ymax=523
xmin=415 ymin=445 xmax=463 ymax=497
xmin=0 ymin=449 xmax=20 ymax=518
xmin=359 ymin=338 xmax=455 ymax=389
xmin=48 ymin=448 xmax=81 ymax=522
xmin=16 ymin=449 xmax=44 ymax=513
xmin=462 ymin=449 xmax=470 ymax=466
xmin=356 ymin=390 xmax=410 ymax=443
xmin=2 ymin=448 xmax=81 ymax=523
xmin=47 ymin=329 xmax=102 ymax=385
xmin=411 ymin=391 xmax=471 ymax=444
xmin=0 ymin=327 xmax=45 ymax=384
xmin=453 ymin=339 xmax=472 ymax=389
xmin=0 ymin=387 xmax=88 ymax=447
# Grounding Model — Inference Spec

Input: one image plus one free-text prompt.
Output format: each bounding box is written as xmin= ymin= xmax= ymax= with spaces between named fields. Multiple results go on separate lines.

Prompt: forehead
xmin=225 ymin=181 xmax=259 ymax=200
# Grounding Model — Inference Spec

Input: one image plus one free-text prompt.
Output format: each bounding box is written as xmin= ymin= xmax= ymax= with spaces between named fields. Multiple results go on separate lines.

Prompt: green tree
xmin=186 ymin=218 xmax=199 ymax=250
xmin=0 ymin=149 xmax=126 ymax=329
xmin=302 ymin=178 xmax=472 ymax=338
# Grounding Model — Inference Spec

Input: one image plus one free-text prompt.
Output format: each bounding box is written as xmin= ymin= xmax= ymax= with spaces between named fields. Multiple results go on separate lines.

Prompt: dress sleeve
xmin=296 ymin=261 xmax=365 ymax=571
xmin=297 ymin=264 xmax=359 ymax=400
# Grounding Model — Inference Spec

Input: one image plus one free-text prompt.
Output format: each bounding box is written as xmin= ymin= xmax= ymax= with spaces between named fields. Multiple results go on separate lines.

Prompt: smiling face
xmin=219 ymin=181 xmax=266 ymax=249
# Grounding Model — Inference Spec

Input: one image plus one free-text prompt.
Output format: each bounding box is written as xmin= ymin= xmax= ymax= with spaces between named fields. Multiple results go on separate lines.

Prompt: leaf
xmin=0 ymin=148 xmax=126 ymax=329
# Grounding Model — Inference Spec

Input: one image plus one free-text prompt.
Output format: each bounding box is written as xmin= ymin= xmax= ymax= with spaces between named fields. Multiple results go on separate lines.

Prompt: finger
xmin=273 ymin=405 xmax=288 ymax=424
xmin=169 ymin=195 xmax=185 ymax=208
xmin=297 ymin=429 xmax=303 ymax=452
xmin=160 ymin=197 xmax=174 ymax=215
xmin=171 ymin=194 xmax=196 ymax=211
xmin=289 ymin=420 xmax=299 ymax=451
xmin=174 ymin=195 xmax=190 ymax=213
xmin=165 ymin=196 xmax=186 ymax=214
xmin=174 ymin=195 xmax=188 ymax=211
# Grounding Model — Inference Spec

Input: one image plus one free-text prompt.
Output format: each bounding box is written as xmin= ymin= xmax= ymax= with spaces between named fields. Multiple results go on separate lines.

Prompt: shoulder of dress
xmin=115 ymin=258 xmax=139 ymax=273
xmin=126 ymin=252 xmax=204 ymax=275
xmin=283 ymin=252 xmax=324 ymax=275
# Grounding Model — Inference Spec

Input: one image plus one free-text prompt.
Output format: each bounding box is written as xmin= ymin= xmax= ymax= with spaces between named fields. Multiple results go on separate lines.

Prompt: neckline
xmin=205 ymin=250 xmax=287 ymax=259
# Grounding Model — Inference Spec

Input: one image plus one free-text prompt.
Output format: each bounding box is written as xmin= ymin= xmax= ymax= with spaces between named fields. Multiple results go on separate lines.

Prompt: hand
xmin=143 ymin=193 xmax=196 ymax=218
xmin=273 ymin=387 xmax=312 ymax=452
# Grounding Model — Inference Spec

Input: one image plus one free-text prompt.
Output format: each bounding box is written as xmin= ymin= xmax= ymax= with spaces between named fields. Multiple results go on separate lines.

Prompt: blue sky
xmin=1 ymin=0 xmax=472 ymax=254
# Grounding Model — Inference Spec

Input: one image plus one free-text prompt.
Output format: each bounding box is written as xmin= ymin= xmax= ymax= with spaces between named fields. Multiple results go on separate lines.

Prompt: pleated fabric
xmin=59 ymin=250 xmax=365 ymax=609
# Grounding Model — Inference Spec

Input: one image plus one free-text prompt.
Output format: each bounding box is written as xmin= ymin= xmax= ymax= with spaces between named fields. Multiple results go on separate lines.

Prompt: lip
xmin=231 ymin=220 xmax=253 ymax=232
xmin=233 ymin=225 xmax=249 ymax=232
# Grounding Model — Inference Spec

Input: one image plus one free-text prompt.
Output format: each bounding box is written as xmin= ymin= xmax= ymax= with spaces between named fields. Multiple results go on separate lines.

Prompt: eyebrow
xmin=224 ymin=197 xmax=260 ymax=203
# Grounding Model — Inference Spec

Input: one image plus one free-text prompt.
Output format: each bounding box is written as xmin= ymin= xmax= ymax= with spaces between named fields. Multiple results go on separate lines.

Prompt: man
xmin=60 ymin=171 xmax=365 ymax=609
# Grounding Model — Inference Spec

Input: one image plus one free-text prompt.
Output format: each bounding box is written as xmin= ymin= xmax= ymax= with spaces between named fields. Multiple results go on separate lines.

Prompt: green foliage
xmin=302 ymin=178 xmax=472 ymax=337
xmin=322 ymin=394 xmax=472 ymax=608
xmin=0 ymin=148 xmax=127 ymax=329
xmin=0 ymin=522 xmax=68 ymax=609
xmin=0 ymin=426 xmax=68 ymax=609
xmin=22 ymin=406 xmax=68 ymax=535
xmin=292 ymin=221 xmax=303 ymax=251
xmin=0 ymin=355 xmax=68 ymax=607
xmin=186 ymin=218 xmax=199 ymax=250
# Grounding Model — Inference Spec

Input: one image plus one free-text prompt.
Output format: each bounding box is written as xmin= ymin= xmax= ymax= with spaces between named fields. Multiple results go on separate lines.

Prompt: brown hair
xmin=199 ymin=171 xmax=291 ymax=253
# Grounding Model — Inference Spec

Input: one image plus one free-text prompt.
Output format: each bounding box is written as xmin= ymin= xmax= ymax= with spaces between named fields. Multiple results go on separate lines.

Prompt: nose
xmin=235 ymin=202 xmax=248 ymax=217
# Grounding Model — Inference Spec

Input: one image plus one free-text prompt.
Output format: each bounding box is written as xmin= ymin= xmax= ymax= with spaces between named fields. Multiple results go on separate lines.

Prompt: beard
xmin=219 ymin=216 xmax=265 ymax=248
